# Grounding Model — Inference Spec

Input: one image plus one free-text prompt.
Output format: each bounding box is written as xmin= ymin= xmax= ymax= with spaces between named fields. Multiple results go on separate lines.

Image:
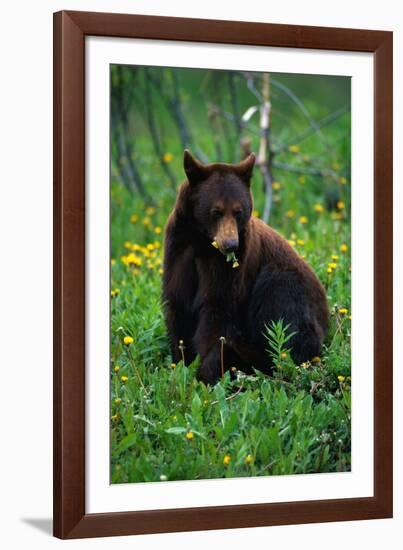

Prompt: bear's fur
xmin=162 ymin=150 xmax=329 ymax=384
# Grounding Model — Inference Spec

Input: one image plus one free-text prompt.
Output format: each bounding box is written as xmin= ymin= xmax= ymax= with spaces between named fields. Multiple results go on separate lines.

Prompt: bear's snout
xmin=221 ymin=238 xmax=238 ymax=254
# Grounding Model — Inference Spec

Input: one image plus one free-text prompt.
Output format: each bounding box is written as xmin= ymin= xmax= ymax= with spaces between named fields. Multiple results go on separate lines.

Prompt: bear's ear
xmin=235 ymin=153 xmax=256 ymax=186
xmin=183 ymin=149 xmax=208 ymax=186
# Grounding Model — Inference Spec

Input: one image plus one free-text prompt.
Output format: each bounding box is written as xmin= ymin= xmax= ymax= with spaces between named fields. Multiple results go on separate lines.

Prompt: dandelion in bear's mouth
xmin=211 ymin=241 xmax=239 ymax=268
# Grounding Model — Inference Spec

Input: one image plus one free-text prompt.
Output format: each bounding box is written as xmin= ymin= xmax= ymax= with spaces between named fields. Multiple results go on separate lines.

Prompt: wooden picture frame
xmin=53 ymin=10 xmax=393 ymax=539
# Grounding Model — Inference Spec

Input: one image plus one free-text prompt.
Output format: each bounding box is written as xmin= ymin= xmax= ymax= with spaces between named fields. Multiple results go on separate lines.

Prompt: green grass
xmin=110 ymin=66 xmax=351 ymax=483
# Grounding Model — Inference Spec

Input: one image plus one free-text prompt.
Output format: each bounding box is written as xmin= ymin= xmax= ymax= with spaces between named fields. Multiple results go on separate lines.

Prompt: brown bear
xmin=162 ymin=150 xmax=329 ymax=384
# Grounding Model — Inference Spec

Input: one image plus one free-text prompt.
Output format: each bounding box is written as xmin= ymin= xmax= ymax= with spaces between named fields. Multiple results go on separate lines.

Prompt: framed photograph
xmin=53 ymin=10 xmax=393 ymax=539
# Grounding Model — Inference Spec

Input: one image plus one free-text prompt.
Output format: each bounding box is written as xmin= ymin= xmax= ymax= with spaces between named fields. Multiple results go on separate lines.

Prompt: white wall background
xmin=0 ymin=0 xmax=400 ymax=547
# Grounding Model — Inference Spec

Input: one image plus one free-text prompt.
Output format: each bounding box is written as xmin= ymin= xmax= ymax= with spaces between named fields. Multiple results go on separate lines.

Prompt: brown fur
xmin=162 ymin=150 xmax=329 ymax=384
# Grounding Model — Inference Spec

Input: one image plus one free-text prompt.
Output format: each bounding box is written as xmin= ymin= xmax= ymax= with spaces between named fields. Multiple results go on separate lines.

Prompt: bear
xmin=162 ymin=150 xmax=329 ymax=385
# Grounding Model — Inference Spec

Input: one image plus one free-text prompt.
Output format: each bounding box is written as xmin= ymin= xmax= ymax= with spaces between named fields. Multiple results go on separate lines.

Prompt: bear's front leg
xmin=193 ymin=306 xmax=230 ymax=384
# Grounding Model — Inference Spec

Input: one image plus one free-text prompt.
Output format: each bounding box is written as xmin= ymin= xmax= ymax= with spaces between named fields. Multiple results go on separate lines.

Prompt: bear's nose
xmin=222 ymin=239 xmax=238 ymax=253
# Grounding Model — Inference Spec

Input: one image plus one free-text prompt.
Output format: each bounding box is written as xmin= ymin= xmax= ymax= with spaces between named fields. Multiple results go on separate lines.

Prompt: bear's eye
xmin=211 ymin=209 xmax=224 ymax=220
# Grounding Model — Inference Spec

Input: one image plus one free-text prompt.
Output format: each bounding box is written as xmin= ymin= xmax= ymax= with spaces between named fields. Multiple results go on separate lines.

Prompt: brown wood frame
xmin=53 ymin=10 xmax=393 ymax=539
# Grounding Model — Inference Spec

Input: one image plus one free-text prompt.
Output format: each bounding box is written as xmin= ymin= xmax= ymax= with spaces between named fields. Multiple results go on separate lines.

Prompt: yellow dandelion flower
xmin=327 ymin=267 xmax=333 ymax=274
xmin=297 ymin=239 xmax=305 ymax=246
xmin=339 ymin=308 xmax=348 ymax=315
xmin=286 ymin=209 xmax=295 ymax=218
xmin=331 ymin=254 xmax=339 ymax=261
xmin=158 ymin=268 xmax=164 ymax=275
xmin=203 ymin=400 xmax=209 ymax=406
xmin=299 ymin=215 xmax=308 ymax=224
xmin=288 ymin=239 xmax=296 ymax=247
xmin=337 ymin=201 xmax=345 ymax=210
xmin=328 ymin=262 xmax=337 ymax=269
xmin=130 ymin=214 xmax=139 ymax=224
xmin=232 ymin=261 xmax=240 ymax=269
xmin=312 ymin=356 xmax=321 ymax=364
xmin=340 ymin=243 xmax=348 ymax=253
xmin=245 ymin=454 xmax=253 ymax=465
xmin=339 ymin=176 xmax=347 ymax=185
xmin=154 ymin=226 xmax=162 ymax=234
xmin=314 ymin=203 xmax=324 ymax=213
xmin=132 ymin=244 xmax=141 ymax=251
xmin=185 ymin=431 xmax=194 ymax=440
xmin=111 ymin=288 xmax=120 ymax=297
xmin=114 ymin=397 xmax=122 ymax=405
xmin=124 ymin=241 xmax=132 ymax=249
xmin=154 ymin=241 xmax=161 ymax=248
xmin=211 ymin=240 xmax=219 ymax=249
xmin=338 ymin=375 xmax=346 ymax=383
xmin=298 ymin=175 xmax=306 ymax=185
xmin=281 ymin=352 xmax=287 ymax=359
xmin=123 ymin=336 xmax=134 ymax=345
xmin=223 ymin=454 xmax=231 ymax=465
xmin=142 ymin=217 xmax=151 ymax=226
xmin=288 ymin=144 xmax=300 ymax=153
xmin=146 ymin=206 xmax=156 ymax=215
xmin=252 ymin=209 xmax=260 ymax=217
xmin=111 ymin=258 xmax=116 ymax=265
xmin=114 ymin=365 xmax=120 ymax=373
xmin=272 ymin=181 xmax=281 ymax=190
xmin=111 ymin=414 xmax=119 ymax=421
xmin=147 ymin=243 xmax=155 ymax=251
xmin=120 ymin=375 xmax=129 ymax=383
xmin=170 ymin=363 xmax=176 ymax=369
xmin=163 ymin=152 xmax=173 ymax=163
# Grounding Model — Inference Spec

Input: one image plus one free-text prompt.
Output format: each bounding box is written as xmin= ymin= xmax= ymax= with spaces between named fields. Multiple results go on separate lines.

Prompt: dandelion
xmin=252 ymin=209 xmax=260 ymax=217
xmin=288 ymin=239 xmax=296 ymax=247
xmin=286 ymin=209 xmax=295 ymax=218
xmin=328 ymin=262 xmax=337 ymax=269
xmin=272 ymin=181 xmax=281 ymax=190
xmin=211 ymin=240 xmax=219 ymax=249
xmin=154 ymin=226 xmax=162 ymax=234
xmin=245 ymin=454 xmax=253 ymax=465
xmin=170 ymin=363 xmax=176 ymax=369
xmin=185 ymin=431 xmax=194 ymax=440
xmin=163 ymin=152 xmax=173 ymax=163
xmin=158 ymin=268 xmax=164 ymax=275
xmin=146 ymin=206 xmax=156 ymax=215
xmin=113 ymin=365 xmax=120 ymax=373
xmin=339 ymin=308 xmax=348 ymax=315
xmin=337 ymin=201 xmax=345 ymax=210
xmin=340 ymin=243 xmax=348 ymax=253
xmin=124 ymin=241 xmax=132 ymax=249
xmin=142 ymin=217 xmax=151 ymax=226
xmin=132 ymin=243 xmax=141 ymax=251
xmin=339 ymin=176 xmax=347 ymax=185
xmin=154 ymin=241 xmax=161 ymax=248
xmin=130 ymin=214 xmax=139 ymax=224
xmin=121 ymin=375 xmax=129 ymax=383
xmin=114 ymin=397 xmax=122 ymax=404
xmin=123 ymin=336 xmax=134 ymax=345
xmin=338 ymin=375 xmax=346 ymax=383
xmin=281 ymin=351 xmax=287 ymax=359
xmin=348 ymin=315 xmax=352 ymax=321
xmin=297 ymin=239 xmax=305 ymax=246
xmin=223 ymin=454 xmax=231 ymax=465
xmin=111 ymin=288 xmax=120 ymax=297
xmin=331 ymin=254 xmax=339 ymax=261
xmin=298 ymin=175 xmax=306 ymax=185
xmin=232 ymin=260 xmax=239 ymax=268
xmin=111 ymin=258 xmax=116 ymax=265
xmin=147 ymin=243 xmax=155 ymax=251
xmin=111 ymin=414 xmax=119 ymax=422
xmin=327 ymin=267 xmax=333 ymax=274
xmin=314 ymin=203 xmax=324 ymax=213
xmin=288 ymin=144 xmax=300 ymax=153
xmin=203 ymin=400 xmax=209 ymax=406
xmin=312 ymin=356 xmax=321 ymax=364
xmin=299 ymin=216 xmax=308 ymax=224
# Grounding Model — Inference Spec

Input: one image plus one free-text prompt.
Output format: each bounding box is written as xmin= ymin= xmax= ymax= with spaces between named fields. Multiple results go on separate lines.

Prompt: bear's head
xmin=182 ymin=149 xmax=256 ymax=255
